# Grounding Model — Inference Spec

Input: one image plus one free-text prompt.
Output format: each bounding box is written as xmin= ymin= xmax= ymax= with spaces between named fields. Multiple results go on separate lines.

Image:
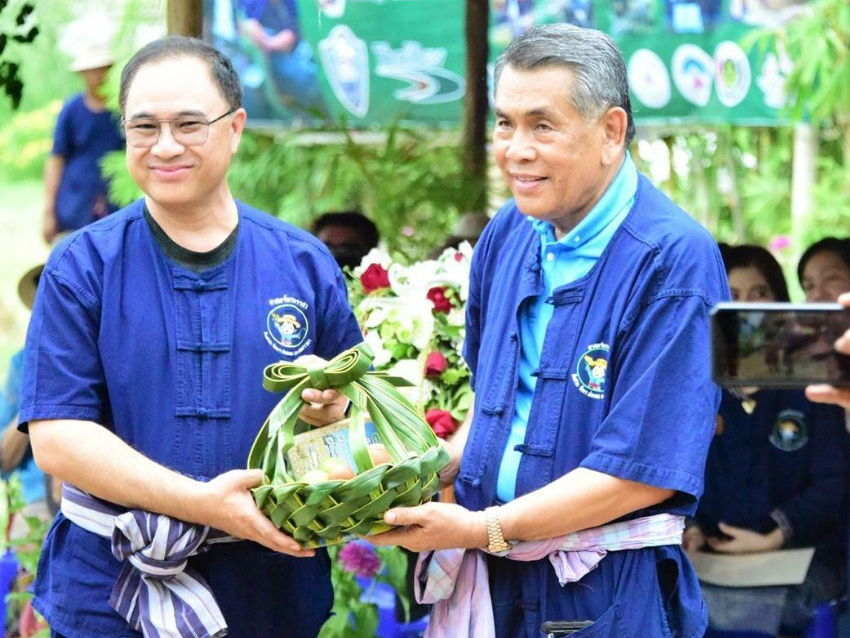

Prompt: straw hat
xmin=17 ymin=264 xmax=44 ymax=311
xmin=68 ymin=42 xmax=115 ymax=72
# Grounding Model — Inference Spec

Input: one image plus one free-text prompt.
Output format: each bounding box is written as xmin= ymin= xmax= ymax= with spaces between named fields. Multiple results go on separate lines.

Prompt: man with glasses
xmin=19 ymin=36 xmax=361 ymax=638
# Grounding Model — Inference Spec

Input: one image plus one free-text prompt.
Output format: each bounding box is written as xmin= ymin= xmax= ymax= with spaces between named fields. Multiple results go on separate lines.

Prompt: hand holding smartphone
xmin=711 ymin=302 xmax=850 ymax=388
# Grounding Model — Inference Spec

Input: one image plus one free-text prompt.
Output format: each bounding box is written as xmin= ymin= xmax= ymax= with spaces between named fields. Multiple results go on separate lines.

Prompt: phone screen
xmin=711 ymin=302 xmax=850 ymax=388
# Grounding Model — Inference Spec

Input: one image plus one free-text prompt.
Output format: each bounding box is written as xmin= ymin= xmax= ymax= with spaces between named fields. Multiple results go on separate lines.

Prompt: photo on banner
xmin=201 ymin=0 xmax=810 ymax=128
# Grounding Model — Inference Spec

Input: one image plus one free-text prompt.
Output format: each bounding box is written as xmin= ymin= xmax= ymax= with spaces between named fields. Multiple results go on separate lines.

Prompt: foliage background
xmin=1 ymin=0 xmax=849 ymax=371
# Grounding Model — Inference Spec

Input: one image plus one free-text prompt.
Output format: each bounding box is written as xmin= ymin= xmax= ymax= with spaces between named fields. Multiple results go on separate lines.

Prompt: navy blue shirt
xmin=461 ymin=174 xmax=730 ymax=637
xmin=20 ymin=199 xmax=362 ymax=638
xmin=51 ymin=94 xmax=124 ymax=232
xmin=698 ymin=389 xmax=849 ymax=555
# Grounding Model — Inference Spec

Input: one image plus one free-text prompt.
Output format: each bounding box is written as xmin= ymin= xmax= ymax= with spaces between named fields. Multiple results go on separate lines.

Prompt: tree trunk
xmin=167 ymin=0 xmax=203 ymax=37
xmin=462 ymin=0 xmax=489 ymax=212
xmin=791 ymin=123 xmax=817 ymax=252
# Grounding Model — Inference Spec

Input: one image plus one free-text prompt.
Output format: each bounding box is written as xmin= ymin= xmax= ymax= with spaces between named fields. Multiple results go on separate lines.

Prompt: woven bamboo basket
xmin=248 ymin=342 xmax=450 ymax=548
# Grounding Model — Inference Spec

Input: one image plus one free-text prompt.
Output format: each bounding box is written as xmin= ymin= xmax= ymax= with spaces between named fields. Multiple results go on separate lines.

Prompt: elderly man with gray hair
xmin=371 ymin=23 xmax=729 ymax=638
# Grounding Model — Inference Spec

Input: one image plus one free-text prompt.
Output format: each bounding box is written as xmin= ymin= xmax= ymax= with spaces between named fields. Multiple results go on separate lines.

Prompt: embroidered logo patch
xmin=769 ymin=409 xmax=808 ymax=452
xmin=572 ymin=342 xmax=610 ymax=400
xmin=264 ymin=296 xmax=311 ymax=357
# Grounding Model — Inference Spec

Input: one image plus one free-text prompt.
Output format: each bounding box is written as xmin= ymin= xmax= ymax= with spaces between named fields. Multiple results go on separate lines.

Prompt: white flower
xmin=446 ymin=307 xmax=466 ymax=328
xmin=363 ymin=331 xmax=393 ymax=367
xmin=386 ymin=358 xmax=422 ymax=383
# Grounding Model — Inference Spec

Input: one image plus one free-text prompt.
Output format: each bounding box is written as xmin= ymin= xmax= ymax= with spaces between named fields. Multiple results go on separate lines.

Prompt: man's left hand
xmin=369 ymin=502 xmax=488 ymax=552
xmin=294 ymin=354 xmax=348 ymax=426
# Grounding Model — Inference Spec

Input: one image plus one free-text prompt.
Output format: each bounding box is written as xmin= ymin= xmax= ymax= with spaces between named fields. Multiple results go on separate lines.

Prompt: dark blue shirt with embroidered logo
xmin=19 ymin=198 xmax=362 ymax=638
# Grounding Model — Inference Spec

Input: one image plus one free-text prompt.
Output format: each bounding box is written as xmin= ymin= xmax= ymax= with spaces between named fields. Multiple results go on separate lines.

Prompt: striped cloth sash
xmin=61 ymin=484 xmax=235 ymax=638
xmin=416 ymin=513 xmax=685 ymax=638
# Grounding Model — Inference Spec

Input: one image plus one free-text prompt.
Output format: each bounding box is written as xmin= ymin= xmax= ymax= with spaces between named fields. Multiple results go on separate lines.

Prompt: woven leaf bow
xmin=248 ymin=342 xmax=450 ymax=547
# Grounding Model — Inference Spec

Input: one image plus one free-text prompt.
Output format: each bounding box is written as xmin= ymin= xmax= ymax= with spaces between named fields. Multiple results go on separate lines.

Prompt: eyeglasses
xmin=122 ymin=108 xmax=237 ymax=148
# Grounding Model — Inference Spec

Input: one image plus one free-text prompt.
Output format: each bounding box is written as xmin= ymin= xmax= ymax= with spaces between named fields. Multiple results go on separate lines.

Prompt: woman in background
xmin=686 ymin=244 xmax=849 ymax=638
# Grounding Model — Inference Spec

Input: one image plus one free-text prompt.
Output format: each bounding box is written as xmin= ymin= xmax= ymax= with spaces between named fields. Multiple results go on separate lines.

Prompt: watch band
xmin=485 ymin=506 xmax=510 ymax=553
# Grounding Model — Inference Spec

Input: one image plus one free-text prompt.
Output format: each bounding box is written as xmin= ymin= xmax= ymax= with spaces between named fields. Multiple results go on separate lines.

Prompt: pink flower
xmin=360 ymin=263 xmax=391 ymax=293
xmin=424 ymin=351 xmax=448 ymax=377
xmin=425 ymin=408 xmax=458 ymax=439
xmin=338 ymin=541 xmax=381 ymax=578
xmin=769 ymin=235 xmax=791 ymax=251
xmin=427 ymin=286 xmax=453 ymax=313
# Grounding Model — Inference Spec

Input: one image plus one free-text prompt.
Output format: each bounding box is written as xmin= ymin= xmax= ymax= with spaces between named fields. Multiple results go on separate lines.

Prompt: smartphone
xmin=541 ymin=620 xmax=593 ymax=636
xmin=711 ymin=302 xmax=850 ymax=388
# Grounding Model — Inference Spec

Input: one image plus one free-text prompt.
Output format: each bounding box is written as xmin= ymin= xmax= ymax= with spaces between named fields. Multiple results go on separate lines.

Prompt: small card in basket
xmin=286 ymin=419 xmax=381 ymax=479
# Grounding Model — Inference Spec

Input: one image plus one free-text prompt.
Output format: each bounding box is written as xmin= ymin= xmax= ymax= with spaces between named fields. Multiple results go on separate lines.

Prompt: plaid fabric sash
xmin=416 ymin=513 xmax=685 ymax=638
xmin=61 ymin=484 xmax=234 ymax=638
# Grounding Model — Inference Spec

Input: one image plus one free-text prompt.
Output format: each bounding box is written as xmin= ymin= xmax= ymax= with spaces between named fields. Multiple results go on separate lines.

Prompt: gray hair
xmin=494 ymin=24 xmax=635 ymax=146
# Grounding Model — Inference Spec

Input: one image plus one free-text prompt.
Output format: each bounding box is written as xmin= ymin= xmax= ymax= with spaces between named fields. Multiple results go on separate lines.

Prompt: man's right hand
xmin=806 ymin=292 xmax=850 ymax=408
xmin=195 ymin=469 xmax=315 ymax=557
xmin=43 ymin=209 xmax=58 ymax=244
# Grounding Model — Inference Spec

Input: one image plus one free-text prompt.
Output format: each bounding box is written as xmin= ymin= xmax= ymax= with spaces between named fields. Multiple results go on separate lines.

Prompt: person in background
xmin=237 ymin=0 xmax=326 ymax=117
xmin=686 ymin=244 xmax=849 ymax=638
xmin=371 ymin=23 xmax=729 ymax=638
xmin=20 ymin=36 xmax=360 ymax=638
xmin=797 ymin=237 xmax=850 ymax=303
xmin=1 ymin=265 xmax=51 ymax=530
xmin=42 ymin=41 xmax=125 ymax=244
xmin=312 ymin=210 xmax=379 ymax=270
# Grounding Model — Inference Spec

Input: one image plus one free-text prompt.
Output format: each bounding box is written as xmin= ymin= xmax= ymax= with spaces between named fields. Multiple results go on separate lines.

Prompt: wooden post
xmin=462 ymin=0 xmax=490 ymax=212
xmin=167 ymin=0 xmax=203 ymax=37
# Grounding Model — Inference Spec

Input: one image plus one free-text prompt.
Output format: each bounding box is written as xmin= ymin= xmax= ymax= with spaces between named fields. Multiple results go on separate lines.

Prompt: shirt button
xmin=194 ymin=281 xmax=204 ymax=290
xmin=197 ymin=408 xmax=208 ymax=417
xmin=573 ymin=235 xmax=581 ymax=243
xmin=546 ymin=253 xmax=555 ymax=262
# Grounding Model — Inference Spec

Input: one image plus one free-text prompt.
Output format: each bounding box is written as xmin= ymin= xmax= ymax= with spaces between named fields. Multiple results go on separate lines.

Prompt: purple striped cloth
xmin=415 ymin=513 xmax=685 ymax=638
xmin=61 ymin=484 xmax=233 ymax=638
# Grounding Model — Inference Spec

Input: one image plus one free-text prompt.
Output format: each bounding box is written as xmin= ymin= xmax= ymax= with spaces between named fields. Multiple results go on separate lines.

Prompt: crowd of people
xmin=3 ymin=17 xmax=850 ymax=638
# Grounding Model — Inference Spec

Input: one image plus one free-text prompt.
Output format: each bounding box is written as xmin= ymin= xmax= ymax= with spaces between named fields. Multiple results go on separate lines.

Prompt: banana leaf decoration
xmin=248 ymin=342 xmax=450 ymax=548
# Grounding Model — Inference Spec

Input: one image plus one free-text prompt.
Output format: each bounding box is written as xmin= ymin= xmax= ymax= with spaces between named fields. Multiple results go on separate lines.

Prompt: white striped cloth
xmin=415 ymin=513 xmax=685 ymax=638
xmin=61 ymin=483 xmax=234 ymax=638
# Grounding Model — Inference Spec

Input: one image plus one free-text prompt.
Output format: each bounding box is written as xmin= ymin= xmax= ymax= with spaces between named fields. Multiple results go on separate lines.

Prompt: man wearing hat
xmin=42 ymin=41 xmax=125 ymax=243
xmin=1 ymin=265 xmax=51 ymax=525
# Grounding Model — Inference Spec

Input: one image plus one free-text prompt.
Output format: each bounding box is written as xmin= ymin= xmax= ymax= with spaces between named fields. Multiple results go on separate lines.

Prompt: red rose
xmin=425 ymin=408 xmax=458 ymax=439
xmin=424 ymin=351 xmax=448 ymax=377
xmin=360 ymin=263 xmax=390 ymax=292
xmin=427 ymin=286 xmax=453 ymax=313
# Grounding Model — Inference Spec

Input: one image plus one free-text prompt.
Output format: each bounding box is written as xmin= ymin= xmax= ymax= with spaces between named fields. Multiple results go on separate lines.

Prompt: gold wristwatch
xmin=485 ymin=506 xmax=510 ymax=553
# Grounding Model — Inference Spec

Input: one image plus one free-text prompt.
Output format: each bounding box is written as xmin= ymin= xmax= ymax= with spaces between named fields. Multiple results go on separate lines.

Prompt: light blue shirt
xmin=496 ymin=153 xmax=639 ymax=502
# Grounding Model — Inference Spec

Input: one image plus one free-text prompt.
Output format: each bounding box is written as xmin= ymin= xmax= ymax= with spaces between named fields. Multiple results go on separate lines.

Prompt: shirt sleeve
xmin=313 ymin=268 xmax=363 ymax=359
xmin=581 ymin=292 xmax=721 ymax=505
xmin=19 ymin=263 xmax=108 ymax=427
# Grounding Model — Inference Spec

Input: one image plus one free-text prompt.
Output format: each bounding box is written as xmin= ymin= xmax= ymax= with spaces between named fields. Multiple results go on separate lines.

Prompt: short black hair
xmin=312 ymin=211 xmax=379 ymax=249
xmin=720 ymin=243 xmax=790 ymax=302
xmin=797 ymin=237 xmax=850 ymax=286
xmin=119 ymin=35 xmax=242 ymax=113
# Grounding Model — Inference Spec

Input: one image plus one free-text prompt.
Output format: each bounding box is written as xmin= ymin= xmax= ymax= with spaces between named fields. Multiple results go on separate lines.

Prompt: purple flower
xmin=338 ymin=541 xmax=381 ymax=578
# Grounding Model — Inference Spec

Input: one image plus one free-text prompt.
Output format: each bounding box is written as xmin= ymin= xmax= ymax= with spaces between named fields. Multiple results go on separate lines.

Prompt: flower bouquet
xmin=347 ymin=243 xmax=474 ymax=439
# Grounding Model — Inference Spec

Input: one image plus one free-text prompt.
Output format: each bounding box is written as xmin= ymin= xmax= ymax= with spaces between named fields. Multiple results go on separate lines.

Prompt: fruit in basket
xmin=367 ymin=443 xmax=392 ymax=466
xmin=300 ymin=469 xmax=330 ymax=484
xmin=319 ymin=457 xmax=356 ymax=480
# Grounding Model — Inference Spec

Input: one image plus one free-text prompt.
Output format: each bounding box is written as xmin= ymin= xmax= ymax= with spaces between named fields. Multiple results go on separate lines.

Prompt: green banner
xmin=204 ymin=0 xmax=803 ymax=127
